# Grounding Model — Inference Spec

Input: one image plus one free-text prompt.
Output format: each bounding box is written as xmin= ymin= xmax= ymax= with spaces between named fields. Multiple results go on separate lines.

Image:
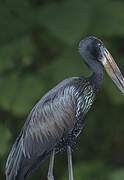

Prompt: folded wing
xmin=22 ymin=86 xmax=77 ymax=158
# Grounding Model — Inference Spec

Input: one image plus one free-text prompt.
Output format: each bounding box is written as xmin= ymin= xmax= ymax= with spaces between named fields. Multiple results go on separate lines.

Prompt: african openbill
xmin=6 ymin=36 xmax=124 ymax=180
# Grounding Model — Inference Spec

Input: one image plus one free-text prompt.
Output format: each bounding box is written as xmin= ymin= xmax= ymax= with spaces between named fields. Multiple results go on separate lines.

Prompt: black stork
xmin=6 ymin=36 xmax=124 ymax=180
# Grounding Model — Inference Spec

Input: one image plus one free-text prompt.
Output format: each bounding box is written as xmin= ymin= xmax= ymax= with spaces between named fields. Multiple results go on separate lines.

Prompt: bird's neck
xmin=90 ymin=71 xmax=104 ymax=91
xmin=88 ymin=61 xmax=104 ymax=90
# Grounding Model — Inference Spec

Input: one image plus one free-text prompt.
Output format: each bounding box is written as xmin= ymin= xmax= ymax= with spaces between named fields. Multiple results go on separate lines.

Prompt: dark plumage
xmin=6 ymin=36 xmax=124 ymax=180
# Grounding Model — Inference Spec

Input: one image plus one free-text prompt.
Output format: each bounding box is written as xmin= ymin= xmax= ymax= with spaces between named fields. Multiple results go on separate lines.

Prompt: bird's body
xmin=6 ymin=76 xmax=99 ymax=179
xmin=6 ymin=36 xmax=124 ymax=180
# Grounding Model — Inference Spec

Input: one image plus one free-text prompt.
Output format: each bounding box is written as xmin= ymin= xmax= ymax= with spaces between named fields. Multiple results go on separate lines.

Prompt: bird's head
xmin=78 ymin=36 xmax=124 ymax=94
xmin=78 ymin=36 xmax=104 ymax=61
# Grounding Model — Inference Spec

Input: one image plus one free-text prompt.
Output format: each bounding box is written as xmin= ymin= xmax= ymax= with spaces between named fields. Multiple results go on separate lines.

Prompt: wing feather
xmin=22 ymin=86 xmax=77 ymax=158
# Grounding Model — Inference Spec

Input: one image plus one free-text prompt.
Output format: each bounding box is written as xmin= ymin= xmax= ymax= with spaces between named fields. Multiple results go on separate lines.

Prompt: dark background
xmin=0 ymin=0 xmax=124 ymax=179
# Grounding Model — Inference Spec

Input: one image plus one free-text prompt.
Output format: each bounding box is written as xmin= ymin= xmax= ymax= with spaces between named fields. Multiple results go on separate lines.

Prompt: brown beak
xmin=101 ymin=48 xmax=124 ymax=94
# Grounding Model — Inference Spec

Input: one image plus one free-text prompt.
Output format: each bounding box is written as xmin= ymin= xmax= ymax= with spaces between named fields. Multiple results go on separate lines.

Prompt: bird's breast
xmin=76 ymin=84 xmax=95 ymax=116
xmin=55 ymin=83 xmax=96 ymax=152
xmin=72 ymin=83 xmax=96 ymax=138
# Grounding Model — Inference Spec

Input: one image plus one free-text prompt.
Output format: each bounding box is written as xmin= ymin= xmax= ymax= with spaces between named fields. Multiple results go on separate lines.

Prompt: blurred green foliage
xmin=61 ymin=160 xmax=110 ymax=180
xmin=109 ymin=169 xmax=124 ymax=180
xmin=0 ymin=0 xmax=124 ymax=179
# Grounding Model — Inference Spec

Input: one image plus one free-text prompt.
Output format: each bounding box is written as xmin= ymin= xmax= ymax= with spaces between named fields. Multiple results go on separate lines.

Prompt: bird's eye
xmin=97 ymin=43 xmax=101 ymax=47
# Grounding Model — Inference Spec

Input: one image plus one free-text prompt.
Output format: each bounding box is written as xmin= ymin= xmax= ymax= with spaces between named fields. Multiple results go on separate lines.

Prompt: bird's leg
xmin=67 ymin=146 xmax=74 ymax=180
xmin=47 ymin=149 xmax=55 ymax=180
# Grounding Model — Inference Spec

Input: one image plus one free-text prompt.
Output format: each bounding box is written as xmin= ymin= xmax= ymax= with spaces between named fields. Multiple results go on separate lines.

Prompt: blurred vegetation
xmin=0 ymin=0 xmax=124 ymax=179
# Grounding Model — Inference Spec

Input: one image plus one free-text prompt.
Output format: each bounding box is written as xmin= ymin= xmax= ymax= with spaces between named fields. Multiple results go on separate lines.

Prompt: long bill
xmin=101 ymin=48 xmax=124 ymax=94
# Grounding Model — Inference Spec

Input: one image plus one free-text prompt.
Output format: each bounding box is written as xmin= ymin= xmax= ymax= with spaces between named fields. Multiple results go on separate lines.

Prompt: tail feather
xmin=6 ymin=135 xmax=24 ymax=180
xmin=6 ymin=134 xmax=50 ymax=180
